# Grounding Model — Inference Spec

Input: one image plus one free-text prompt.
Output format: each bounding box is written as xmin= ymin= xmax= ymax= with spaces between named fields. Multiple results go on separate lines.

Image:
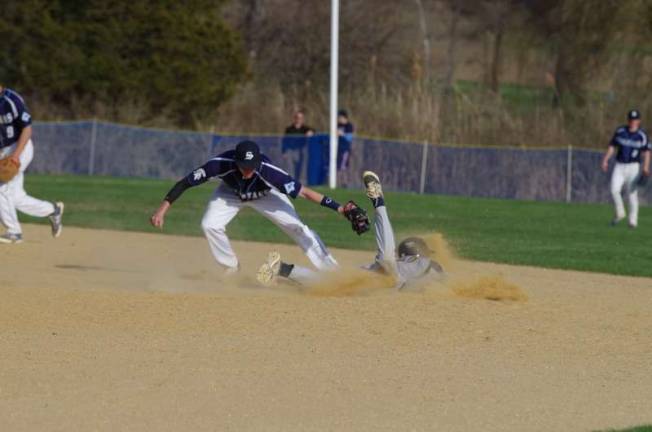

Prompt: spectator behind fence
xmin=336 ymin=109 xmax=354 ymax=186
xmin=282 ymin=110 xmax=314 ymax=180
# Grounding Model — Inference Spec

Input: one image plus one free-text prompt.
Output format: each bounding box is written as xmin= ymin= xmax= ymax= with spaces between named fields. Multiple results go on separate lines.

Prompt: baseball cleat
xmin=0 ymin=232 xmax=23 ymax=244
xmin=610 ymin=217 xmax=624 ymax=227
xmin=49 ymin=201 xmax=64 ymax=238
xmin=224 ymin=264 xmax=240 ymax=275
xmin=362 ymin=171 xmax=383 ymax=199
xmin=256 ymin=251 xmax=281 ymax=286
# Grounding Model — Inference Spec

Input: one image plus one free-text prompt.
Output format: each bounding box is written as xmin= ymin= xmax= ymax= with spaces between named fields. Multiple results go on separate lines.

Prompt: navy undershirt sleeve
xmin=164 ymin=178 xmax=192 ymax=204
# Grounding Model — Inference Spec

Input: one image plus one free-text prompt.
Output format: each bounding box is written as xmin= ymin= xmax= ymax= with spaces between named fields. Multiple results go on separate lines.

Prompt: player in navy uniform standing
xmin=150 ymin=140 xmax=351 ymax=273
xmin=0 ymin=85 xmax=64 ymax=243
xmin=601 ymin=109 xmax=651 ymax=228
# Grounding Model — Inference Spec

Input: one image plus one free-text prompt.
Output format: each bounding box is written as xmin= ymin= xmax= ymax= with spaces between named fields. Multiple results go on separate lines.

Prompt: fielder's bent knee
xmin=201 ymin=217 xmax=226 ymax=233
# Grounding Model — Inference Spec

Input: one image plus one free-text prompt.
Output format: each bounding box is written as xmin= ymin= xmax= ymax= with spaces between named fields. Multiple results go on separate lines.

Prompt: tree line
xmin=1 ymin=0 xmax=246 ymax=127
xmin=3 ymin=0 xmax=652 ymax=147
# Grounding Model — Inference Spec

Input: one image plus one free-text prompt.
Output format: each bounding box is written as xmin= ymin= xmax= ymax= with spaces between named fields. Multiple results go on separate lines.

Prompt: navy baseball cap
xmin=234 ymin=140 xmax=261 ymax=170
xmin=628 ymin=109 xmax=641 ymax=120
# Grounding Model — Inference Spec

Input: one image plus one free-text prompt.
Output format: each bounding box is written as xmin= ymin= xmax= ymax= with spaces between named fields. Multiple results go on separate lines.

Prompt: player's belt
xmin=236 ymin=189 xmax=269 ymax=201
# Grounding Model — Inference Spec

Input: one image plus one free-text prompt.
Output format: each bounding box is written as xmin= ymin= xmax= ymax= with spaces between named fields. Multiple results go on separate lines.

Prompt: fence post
xmin=419 ymin=141 xmax=429 ymax=194
xmin=88 ymin=118 xmax=98 ymax=176
xmin=565 ymin=145 xmax=573 ymax=203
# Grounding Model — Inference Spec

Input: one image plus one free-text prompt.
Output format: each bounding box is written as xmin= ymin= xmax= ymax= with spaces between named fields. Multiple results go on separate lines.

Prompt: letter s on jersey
xmin=193 ymin=168 xmax=206 ymax=181
xmin=284 ymin=181 xmax=296 ymax=195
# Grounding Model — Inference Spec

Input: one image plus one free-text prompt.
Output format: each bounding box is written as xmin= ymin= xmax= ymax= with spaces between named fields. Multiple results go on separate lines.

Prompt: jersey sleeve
xmin=184 ymin=158 xmax=232 ymax=186
xmin=641 ymin=130 xmax=650 ymax=151
xmin=259 ymin=163 xmax=302 ymax=198
xmin=9 ymin=92 xmax=32 ymax=128
xmin=609 ymin=130 xmax=620 ymax=148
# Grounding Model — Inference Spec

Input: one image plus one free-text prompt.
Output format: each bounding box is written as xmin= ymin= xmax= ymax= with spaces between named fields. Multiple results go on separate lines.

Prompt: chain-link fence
xmin=30 ymin=120 xmax=650 ymax=205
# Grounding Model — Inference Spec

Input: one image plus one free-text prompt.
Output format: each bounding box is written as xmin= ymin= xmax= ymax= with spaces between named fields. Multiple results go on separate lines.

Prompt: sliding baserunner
xmin=257 ymin=171 xmax=444 ymax=289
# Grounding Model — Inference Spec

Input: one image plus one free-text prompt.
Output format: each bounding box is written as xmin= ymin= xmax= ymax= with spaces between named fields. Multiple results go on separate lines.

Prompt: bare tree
xmin=524 ymin=0 xmax=620 ymax=107
xmin=414 ymin=0 xmax=432 ymax=85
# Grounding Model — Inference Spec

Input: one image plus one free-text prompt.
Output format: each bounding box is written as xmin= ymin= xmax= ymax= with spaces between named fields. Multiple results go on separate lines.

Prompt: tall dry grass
xmin=213 ymin=79 xmax=641 ymax=149
xmin=30 ymin=78 xmax=649 ymax=150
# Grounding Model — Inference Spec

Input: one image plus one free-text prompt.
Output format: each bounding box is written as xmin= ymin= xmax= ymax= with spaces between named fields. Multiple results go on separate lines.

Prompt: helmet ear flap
xmin=397 ymin=237 xmax=431 ymax=258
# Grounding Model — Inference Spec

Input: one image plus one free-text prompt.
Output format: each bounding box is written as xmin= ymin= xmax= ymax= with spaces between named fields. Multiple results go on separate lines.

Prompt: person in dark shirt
xmin=283 ymin=110 xmax=314 ymax=180
xmin=284 ymin=110 xmax=314 ymax=137
xmin=150 ymin=140 xmax=354 ymax=274
xmin=337 ymin=109 xmax=354 ymax=172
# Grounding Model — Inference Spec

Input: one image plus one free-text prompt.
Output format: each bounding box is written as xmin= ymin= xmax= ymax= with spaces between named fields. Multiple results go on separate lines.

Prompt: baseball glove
xmin=343 ymin=200 xmax=370 ymax=235
xmin=0 ymin=158 xmax=20 ymax=183
xmin=637 ymin=173 xmax=650 ymax=187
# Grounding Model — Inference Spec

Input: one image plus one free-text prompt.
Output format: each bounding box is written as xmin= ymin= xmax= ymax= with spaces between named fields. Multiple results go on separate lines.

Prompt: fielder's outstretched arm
xmin=643 ymin=150 xmax=651 ymax=176
xmin=297 ymin=186 xmax=370 ymax=235
xmin=297 ymin=186 xmax=345 ymax=215
xmin=150 ymin=178 xmax=194 ymax=229
xmin=150 ymin=160 xmax=226 ymax=229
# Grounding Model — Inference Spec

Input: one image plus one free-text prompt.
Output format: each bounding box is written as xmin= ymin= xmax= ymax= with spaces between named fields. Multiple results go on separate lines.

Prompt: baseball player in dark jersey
xmin=257 ymin=171 xmax=444 ymax=289
xmin=0 ymin=86 xmax=64 ymax=243
xmin=601 ymin=109 xmax=651 ymax=228
xmin=150 ymin=140 xmax=357 ymax=273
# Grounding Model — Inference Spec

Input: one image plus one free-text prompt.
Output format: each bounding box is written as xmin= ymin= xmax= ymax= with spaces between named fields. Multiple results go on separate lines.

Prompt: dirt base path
xmin=1 ymin=225 xmax=651 ymax=431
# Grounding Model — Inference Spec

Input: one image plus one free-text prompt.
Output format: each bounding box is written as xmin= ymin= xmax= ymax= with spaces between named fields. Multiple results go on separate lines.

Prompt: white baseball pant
xmin=201 ymin=185 xmax=338 ymax=271
xmin=610 ymin=162 xmax=641 ymax=226
xmin=0 ymin=141 xmax=55 ymax=235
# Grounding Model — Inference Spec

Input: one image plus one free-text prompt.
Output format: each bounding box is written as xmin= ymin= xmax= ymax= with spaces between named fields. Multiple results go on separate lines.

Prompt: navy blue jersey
xmin=185 ymin=150 xmax=302 ymax=201
xmin=0 ymin=88 xmax=32 ymax=149
xmin=610 ymin=126 xmax=649 ymax=163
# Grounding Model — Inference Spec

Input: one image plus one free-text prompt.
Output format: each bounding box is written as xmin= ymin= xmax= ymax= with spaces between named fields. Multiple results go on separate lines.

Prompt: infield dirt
xmin=1 ymin=225 xmax=651 ymax=431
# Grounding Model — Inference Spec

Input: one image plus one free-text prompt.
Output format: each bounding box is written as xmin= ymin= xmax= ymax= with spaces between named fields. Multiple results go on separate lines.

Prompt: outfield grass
xmin=22 ymin=174 xmax=652 ymax=279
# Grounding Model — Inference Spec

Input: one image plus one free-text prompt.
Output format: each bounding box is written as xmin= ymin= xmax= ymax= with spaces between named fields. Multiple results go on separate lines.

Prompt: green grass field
xmin=22 ymin=174 xmax=652 ymax=279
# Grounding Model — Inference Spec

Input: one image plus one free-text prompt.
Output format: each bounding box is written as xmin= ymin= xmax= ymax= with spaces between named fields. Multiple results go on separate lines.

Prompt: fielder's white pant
xmin=610 ymin=162 xmax=640 ymax=226
xmin=201 ymin=185 xmax=338 ymax=271
xmin=0 ymin=141 xmax=55 ymax=234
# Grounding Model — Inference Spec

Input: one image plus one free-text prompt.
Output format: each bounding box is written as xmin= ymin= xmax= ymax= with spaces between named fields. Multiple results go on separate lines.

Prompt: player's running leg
xmin=362 ymin=171 xmax=399 ymax=276
xmin=0 ymin=189 xmax=22 ymax=243
xmin=625 ymin=163 xmax=640 ymax=228
xmin=0 ymin=141 xmax=59 ymax=243
xmin=249 ymin=189 xmax=338 ymax=271
xmin=201 ymin=186 xmax=242 ymax=271
xmin=609 ymin=163 xmax=627 ymax=225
